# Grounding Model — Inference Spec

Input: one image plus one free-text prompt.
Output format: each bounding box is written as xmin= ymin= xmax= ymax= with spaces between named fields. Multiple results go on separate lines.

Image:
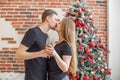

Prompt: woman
xmin=45 ymin=17 xmax=77 ymax=80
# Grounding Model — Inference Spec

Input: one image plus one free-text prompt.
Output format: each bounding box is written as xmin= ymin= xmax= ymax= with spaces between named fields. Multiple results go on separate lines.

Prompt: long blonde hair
xmin=60 ymin=17 xmax=77 ymax=74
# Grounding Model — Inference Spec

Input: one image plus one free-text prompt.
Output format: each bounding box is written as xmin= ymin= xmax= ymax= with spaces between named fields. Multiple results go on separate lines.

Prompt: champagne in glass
xmin=46 ymin=37 xmax=56 ymax=47
xmin=46 ymin=37 xmax=56 ymax=59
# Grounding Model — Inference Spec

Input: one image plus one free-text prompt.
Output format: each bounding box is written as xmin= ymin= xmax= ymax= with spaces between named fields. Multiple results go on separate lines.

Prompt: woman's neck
xmin=58 ymin=33 xmax=64 ymax=42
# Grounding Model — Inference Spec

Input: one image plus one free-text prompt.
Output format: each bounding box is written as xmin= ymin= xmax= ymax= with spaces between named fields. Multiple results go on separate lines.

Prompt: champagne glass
xmin=46 ymin=37 xmax=56 ymax=47
xmin=46 ymin=37 xmax=56 ymax=59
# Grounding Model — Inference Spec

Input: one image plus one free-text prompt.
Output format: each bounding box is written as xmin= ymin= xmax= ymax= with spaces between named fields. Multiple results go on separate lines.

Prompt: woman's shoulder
xmin=61 ymin=41 xmax=71 ymax=49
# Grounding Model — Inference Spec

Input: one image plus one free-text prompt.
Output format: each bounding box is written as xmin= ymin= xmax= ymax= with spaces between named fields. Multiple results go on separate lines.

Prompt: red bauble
xmin=70 ymin=78 xmax=74 ymax=80
xmin=65 ymin=14 xmax=69 ymax=17
xmin=79 ymin=59 xmax=83 ymax=64
xmin=70 ymin=76 xmax=75 ymax=80
xmin=66 ymin=71 xmax=70 ymax=75
xmin=78 ymin=45 xmax=83 ymax=51
xmin=95 ymin=43 xmax=98 ymax=48
xmin=83 ymin=76 xmax=90 ymax=80
xmin=74 ymin=18 xmax=81 ymax=28
xmin=98 ymin=78 xmax=102 ymax=80
xmin=78 ymin=11 xmax=82 ymax=15
xmin=89 ymin=18 xmax=94 ymax=21
xmin=76 ymin=75 xmax=80 ymax=79
xmin=98 ymin=40 xmax=102 ymax=43
xmin=93 ymin=76 xmax=97 ymax=80
xmin=80 ymin=22 xmax=86 ymax=28
xmin=81 ymin=7 xmax=86 ymax=11
xmin=89 ymin=42 xmax=95 ymax=48
xmin=85 ymin=48 xmax=90 ymax=54
xmin=89 ymin=55 xmax=94 ymax=59
xmin=108 ymin=71 xmax=111 ymax=74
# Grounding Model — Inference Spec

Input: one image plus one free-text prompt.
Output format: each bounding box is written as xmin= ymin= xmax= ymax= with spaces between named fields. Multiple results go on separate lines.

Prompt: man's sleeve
xmin=21 ymin=29 xmax=36 ymax=48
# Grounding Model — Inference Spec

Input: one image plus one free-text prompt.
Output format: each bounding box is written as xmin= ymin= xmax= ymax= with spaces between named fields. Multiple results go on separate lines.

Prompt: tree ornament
xmin=76 ymin=74 xmax=80 ymax=79
xmin=91 ymin=71 xmax=95 ymax=74
xmin=98 ymin=39 xmax=102 ymax=43
xmin=101 ymin=68 xmax=105 ymax=73
xmin=89 ymin=42 xmax=95 ymax=48
xmin=93 ymin=76 xmax=97 ymax=80
xmin=97 ymin=77 xmax=102 ymax=80
xmin=78 ymin=44 xmax=83 ymax=51
xmin=87 ymin=9 xmax=91 ymax=12
xmin=70 ymin=75 xmax=75 ymax=80
xmin=66 ymin=71 xmax=70 ymax=75
xmin=89 ymin=55 xmax=95 ymax=59
xmin=81 ymin=7 xmax=86 ymax=12
xmin=83 ymin=76 xmax=90 ymax=80
xmin=89 ymin=15 xmax=93 ymax=18
xmin=85 ymin=48 xmax=90 ymax=54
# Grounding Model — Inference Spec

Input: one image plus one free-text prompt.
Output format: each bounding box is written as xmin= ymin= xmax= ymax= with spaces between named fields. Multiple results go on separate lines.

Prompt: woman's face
xmin=55 ymin=21 xmax=62 ymax=32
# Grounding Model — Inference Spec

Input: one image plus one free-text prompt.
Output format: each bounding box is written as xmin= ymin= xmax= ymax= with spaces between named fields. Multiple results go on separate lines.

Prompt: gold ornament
xmin=101 ymin=68 xmax=105 ymax=72
xmin=91 ymin=71 xmax=95 ymax=74
xmin=80 ymin=28 xmax=83 ymax=30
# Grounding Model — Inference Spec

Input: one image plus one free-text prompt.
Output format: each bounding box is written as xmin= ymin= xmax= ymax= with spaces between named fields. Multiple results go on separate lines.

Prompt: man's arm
xmin=15 ymin=44 xmax=49 ymax=60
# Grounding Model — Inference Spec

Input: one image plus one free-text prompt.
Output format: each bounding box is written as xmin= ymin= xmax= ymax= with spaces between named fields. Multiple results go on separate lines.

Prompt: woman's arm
xmin=53 ymin=51 xmax=72 ymax=72
xmin=15 ymin=44 xmax=49 ymax=60
xmin=45 ymin=45 xmax=72 ymax=72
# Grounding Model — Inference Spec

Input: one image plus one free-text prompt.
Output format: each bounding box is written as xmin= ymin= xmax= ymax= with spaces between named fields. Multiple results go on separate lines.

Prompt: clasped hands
xmin=41 ymin=44 xmax=57 ymax=58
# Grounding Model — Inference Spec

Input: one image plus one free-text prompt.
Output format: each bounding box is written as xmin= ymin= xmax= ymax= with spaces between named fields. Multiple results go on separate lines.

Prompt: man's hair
xmin=41 ymin=9 xmax=57 ymax=22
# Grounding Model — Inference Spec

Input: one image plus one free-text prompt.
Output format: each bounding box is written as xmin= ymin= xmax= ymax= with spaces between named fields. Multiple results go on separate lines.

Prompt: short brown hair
xmin=41 ymin=9 xmax=57 ymax=22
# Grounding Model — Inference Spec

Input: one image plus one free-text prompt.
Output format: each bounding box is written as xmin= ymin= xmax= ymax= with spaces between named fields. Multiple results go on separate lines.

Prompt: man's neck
xmin=39 ymin=22 xmax=50 ymax=33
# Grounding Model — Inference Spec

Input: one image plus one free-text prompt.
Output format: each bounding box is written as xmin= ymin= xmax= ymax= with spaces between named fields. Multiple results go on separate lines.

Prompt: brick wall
xmin=0 ymin=0 xmax=107 ymax=72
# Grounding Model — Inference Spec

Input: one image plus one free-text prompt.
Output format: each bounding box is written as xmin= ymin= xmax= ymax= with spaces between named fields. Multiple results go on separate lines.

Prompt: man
xmin=15 ymin=9 xmax=59 ymax=80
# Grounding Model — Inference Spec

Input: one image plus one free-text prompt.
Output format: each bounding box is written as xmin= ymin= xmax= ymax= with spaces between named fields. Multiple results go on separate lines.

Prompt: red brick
xmin=10 ymin=48 xmax=18 ymax=50
xmin=59 ymin=0 xmax=69 ymax=2
xmin=46 ymin=0 xmax=58 ymax=2
xmin=2 ymin=8 xmax=14 ymax=11
xmin=1 ymin=15 xmax=13 ymax=18
xmin=7 ymin=12 xmax=19 ymax=14
xmin=18 ymin=31 xmax=26 ymax=34
xmin=2 ymin=48 xmax=9 ymax=50
xmin=1 ymin=70 xmax=12 ymax=72
xmin=13 ymin=24 xmax=22 ymax=28
xmin=8 ymin=41 xmax=16 ymax=44
xmin=0 ymin=64 xmax=11 ymax=66
xmin=11 ymin=22 xmax=23 ymax=25
xmin=0 ymin=12 xmax=6 ymax=14
xmin=38 ymin=2 xmax=50 ymax=5
xmin=6 ymin=18 xmax=17 ymax=21
xmin=24 ymin=22 xmax=37 ymax=24
xmin=7 ymin=61 xmax=16 ymax=63
xmin=34 ymin=0 xmax=45 ymax=2
xmin=14 ymin=15 xmax=25 ymax=18
xmin=1 ymin=38 xmax=14 ymax=40
xmin=51 ymin=2 xmax=61 ymax=5
xmin=0 ymin=61 xmax=6 ymax=63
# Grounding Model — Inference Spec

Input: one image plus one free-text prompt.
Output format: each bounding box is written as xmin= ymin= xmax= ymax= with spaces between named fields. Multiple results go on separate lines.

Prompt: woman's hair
xmin=60 ymin=17 xmax=77 ymax=74
xmin=41 ymin=9 xmax=57 ymax=22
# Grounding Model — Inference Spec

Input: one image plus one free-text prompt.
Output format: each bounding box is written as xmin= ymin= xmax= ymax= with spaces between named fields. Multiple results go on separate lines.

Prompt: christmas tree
xmin=65 ymin=0 xmax=111 ymax=80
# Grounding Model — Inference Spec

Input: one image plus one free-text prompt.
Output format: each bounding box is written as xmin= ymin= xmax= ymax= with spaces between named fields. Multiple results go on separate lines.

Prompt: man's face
xmin=48 ymin=14 xmax=59 ymax=30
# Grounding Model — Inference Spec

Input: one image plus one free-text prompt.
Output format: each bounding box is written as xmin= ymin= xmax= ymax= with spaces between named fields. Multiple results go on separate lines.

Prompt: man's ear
xmin=46 ymin=16 xmax=50 ymax=22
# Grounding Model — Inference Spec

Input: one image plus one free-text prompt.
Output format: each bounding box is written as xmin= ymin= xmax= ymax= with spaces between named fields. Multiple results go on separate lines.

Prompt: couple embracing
xmin=16 ymin=9 xmax=77 ymax=80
